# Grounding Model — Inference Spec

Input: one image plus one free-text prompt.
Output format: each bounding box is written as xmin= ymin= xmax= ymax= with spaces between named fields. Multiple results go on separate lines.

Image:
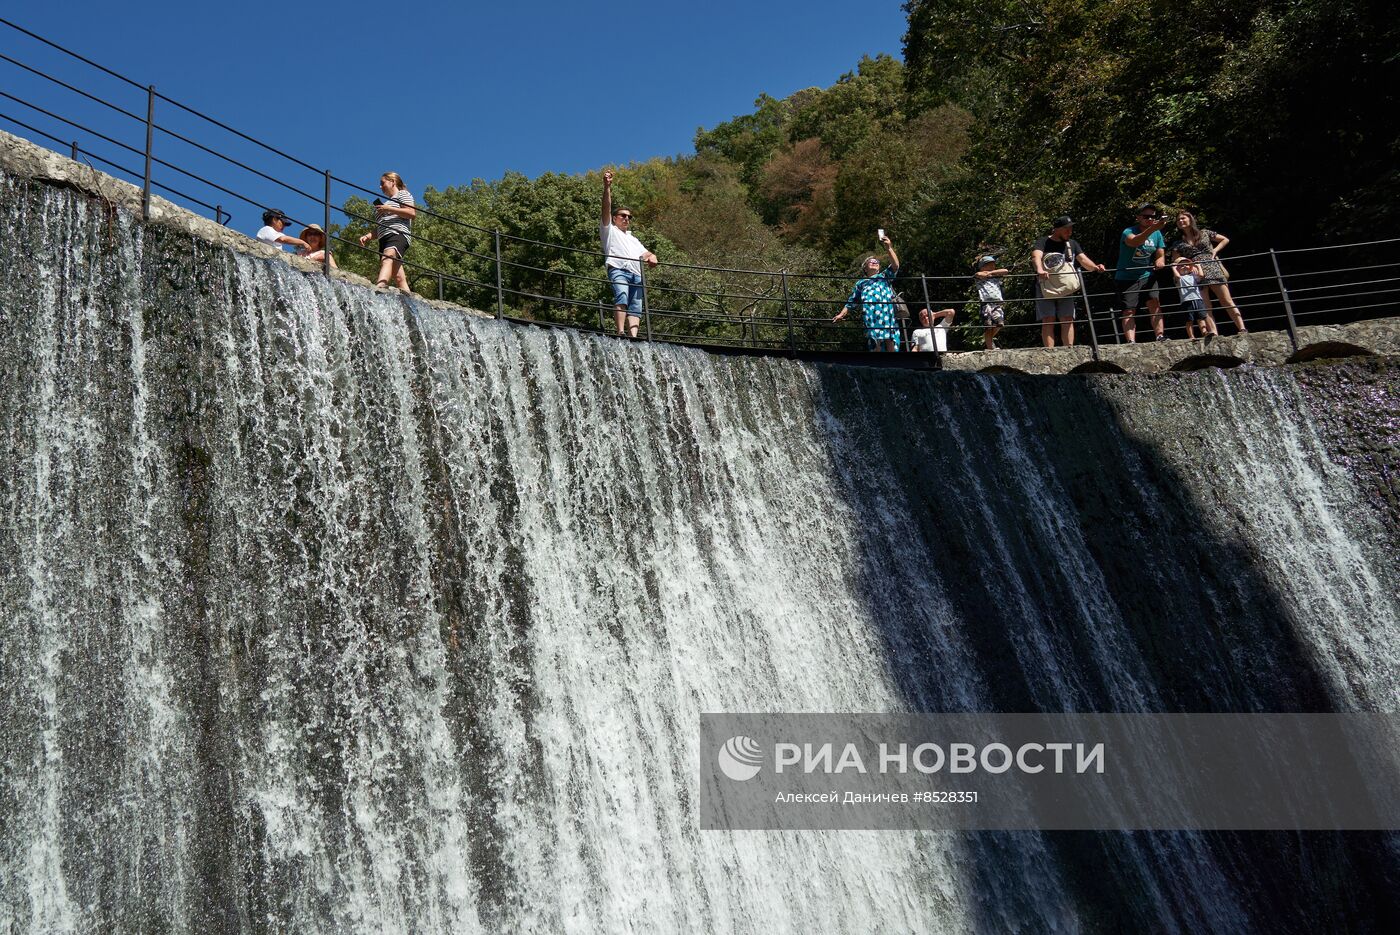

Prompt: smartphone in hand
xmin=877 ymin=228 xmax=885 ymax=242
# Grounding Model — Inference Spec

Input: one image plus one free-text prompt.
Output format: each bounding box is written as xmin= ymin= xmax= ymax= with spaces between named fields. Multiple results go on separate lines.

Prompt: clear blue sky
xmin=1 ymin=2 xmax=907 ymax=233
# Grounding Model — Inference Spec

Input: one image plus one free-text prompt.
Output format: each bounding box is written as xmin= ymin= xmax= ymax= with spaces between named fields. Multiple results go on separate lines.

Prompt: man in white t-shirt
xmin=910 ymin=306 xmax=956 ymax=353
xmin=254 ymin=208 xmax=307 ymax=252
xmin=600 ymin=170 xmax=657 ymax=338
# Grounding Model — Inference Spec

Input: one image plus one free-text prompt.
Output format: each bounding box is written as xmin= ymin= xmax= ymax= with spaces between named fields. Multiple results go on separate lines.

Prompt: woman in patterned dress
xmin=1173 ymin=210 xmax=1246 ymax=334
xmin=832 ymin=234 xmax=902 ymax=351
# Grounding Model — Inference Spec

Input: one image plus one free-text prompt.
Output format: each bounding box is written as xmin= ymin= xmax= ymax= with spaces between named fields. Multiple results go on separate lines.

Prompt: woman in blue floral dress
xmin=833 ymin=234 xmax=902 ymax=351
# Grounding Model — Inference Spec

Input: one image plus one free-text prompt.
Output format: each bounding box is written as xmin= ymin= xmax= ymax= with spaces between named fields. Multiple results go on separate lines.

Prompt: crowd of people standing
xmin=831 ymin=205 xmax=1248 ymax=353
xmin=254 ymin=176 xmax=1245 ymax=355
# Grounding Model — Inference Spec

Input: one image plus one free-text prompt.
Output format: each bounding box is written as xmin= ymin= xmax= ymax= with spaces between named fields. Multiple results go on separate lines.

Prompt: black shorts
xmin=378 ymin=232 xmax=410 ymax=258
xmin=1113 ymin=275 xmax=1160 ymax=311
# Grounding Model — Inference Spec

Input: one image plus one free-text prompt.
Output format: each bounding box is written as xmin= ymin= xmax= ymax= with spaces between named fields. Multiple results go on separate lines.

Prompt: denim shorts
xmin=608 ymin=266 xmax=644 ymax=317
xmin=1181 ymin=298 xmax=1208 ymax=322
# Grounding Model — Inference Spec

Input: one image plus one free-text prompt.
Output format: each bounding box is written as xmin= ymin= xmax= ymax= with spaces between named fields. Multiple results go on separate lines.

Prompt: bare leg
xmin=984 ymin=328 xmax=996 ymax=349
xmin=375 ymin=253 xmax=395 ymax=286
xmin=627 ymin=314 xmax=640 ymax=339
xmin=392 ymin=260 xmax=410 ymax=293
xmin=1061 ymin=317 xmax=1075 ymax=347
xmin=615 ymin=306 xmax=627 ymax=335
xmin=1148 ymin=298 xmax=1164 ymax=339
xmin=1041 ymin=320 xmax=1056 ymax=348
xmin=1201 ymin=290 xmax=1216 ymax=335
xmin=1121 ymin=311 xmax=1137 ymax=343
xmin=1204 ymin=310 xmax=1218 ymax=336
xmin=1212 ymin=283 xmax=1246 ymax=333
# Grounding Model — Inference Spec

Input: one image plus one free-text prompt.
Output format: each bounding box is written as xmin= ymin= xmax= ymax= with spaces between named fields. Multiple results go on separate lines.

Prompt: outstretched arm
xmin=834 ymin=278 xmax=864 ymax=321
xmin=602 ymin=170 xmax=614 ymax=228
xmin=1125 ymin=217 xmax=1170 ymax=248
xmin=882 ymin=234 xmax=899 ymax=270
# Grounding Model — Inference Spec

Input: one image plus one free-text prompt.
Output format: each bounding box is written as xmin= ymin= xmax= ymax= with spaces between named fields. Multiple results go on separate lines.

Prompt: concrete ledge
xmin=943 ymin=319 xmax=1400 ymax=375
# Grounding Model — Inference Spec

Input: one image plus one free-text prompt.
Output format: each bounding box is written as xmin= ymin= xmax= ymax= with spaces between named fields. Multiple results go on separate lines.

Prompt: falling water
xmin=1 ymin=170 xmax=1398 ymax=933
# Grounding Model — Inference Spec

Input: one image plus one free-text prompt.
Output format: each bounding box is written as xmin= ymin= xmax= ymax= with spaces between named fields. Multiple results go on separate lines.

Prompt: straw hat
xmin=299 ymin=223 xmax=325 ymax=240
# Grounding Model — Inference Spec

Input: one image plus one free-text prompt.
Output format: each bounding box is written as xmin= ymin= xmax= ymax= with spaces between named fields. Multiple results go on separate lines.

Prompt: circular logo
xmin=717 ymin=735 xmax=763 ymax=781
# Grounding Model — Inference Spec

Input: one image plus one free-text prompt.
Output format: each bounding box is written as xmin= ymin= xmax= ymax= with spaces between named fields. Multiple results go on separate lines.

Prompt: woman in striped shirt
xmin=358 ymin=171 xmax=416 ymax=292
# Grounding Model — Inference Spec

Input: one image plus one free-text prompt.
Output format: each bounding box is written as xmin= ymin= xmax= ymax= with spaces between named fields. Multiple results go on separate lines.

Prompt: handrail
xmin=1 ymin=16 xmax=1397 ymax=359
xmin=0 ymin=110 xmax=220 ymax=214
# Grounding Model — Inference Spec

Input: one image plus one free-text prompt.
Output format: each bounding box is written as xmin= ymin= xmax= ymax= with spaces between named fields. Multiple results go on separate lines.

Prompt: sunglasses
xmin=616 ymin=213 xmax=632 ymax=220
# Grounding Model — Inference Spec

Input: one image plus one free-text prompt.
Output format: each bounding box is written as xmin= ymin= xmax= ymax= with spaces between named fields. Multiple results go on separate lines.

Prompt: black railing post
xmin=919 ymin=273 xmax=939 ymax=359
xmin=1270 ymin=248 xmax=1300 ymax=350
xmin=322 ymin=169 xmax=331 ymax=276
xmin=141 ymin=85 xmax=154 ymax=219
xmin=437 ymin=274 xmax=444 ymax=301
xmin=493 ymin=228 xmax=504 ymax=320
xmin=639 ymin=261 xmax=653 ymax=342
xmin=214 ymin=205 xmax=224 ymax=226
xmin=70 ymin=140 xmax=78 ymax=160
xmin=782 ymin=270 xmax=795 ymax=355
xmin=1080 ymin=275 xmax=1101 ymax=360
xmin=598 ymin=298 xmax=605 ymax=332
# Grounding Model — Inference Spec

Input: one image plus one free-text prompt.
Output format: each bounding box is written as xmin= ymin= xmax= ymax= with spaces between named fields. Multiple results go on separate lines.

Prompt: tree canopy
xmin=335 ymin=2 xmax=1398 ymax=348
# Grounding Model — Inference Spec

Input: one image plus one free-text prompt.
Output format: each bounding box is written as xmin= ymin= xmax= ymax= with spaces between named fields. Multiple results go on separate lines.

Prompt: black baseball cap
xmin=1052 ymin=215 xmax=1074 ymax=229
xmin=262 ymin=208 xmax=292 ymax=225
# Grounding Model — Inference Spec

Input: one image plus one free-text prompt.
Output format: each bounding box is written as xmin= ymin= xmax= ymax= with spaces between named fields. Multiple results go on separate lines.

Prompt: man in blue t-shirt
xmin=1113 ymin=204 xmax=1171 ymax=342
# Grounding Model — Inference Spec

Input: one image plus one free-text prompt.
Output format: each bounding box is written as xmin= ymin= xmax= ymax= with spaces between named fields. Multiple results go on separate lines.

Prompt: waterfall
xmin=1 ymin=169 xmax=1397 ymax=933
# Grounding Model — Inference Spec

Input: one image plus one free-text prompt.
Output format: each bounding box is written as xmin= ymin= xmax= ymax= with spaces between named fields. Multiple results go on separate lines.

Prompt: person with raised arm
xmin=973 ymin=254 xmax=1010 ymax=349
xmin=1031 ymin=216 xmax=1106 ymax=348
xmin=358 ymin=172 xmax=416 ymax=293
xmin=1172 ymin=254 xmax=1215 ymax=339
xmin=600 ymin=170 xmax=658 ymax=338
xmin=1113 ymin=203 xmax=1171 ymax=342
xmin=832 ymin=233 xmax=902 ymax=352
xmin=910 ymin=306 xmax=957 ymax=353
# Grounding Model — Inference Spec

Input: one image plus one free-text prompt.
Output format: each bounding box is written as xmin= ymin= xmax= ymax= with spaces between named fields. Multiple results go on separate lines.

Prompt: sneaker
xmin=1155 ymin=334 xmax=1167 ymax=342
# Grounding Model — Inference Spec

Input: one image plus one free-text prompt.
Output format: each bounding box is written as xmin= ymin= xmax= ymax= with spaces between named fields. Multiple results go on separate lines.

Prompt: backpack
xmin=1041 ymin=241 xmax=1081 ymax=299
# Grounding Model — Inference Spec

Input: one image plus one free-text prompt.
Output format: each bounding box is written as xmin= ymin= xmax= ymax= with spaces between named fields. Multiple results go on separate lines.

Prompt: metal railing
xmin=2 ymin=16 xmax=1398 ymax=363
